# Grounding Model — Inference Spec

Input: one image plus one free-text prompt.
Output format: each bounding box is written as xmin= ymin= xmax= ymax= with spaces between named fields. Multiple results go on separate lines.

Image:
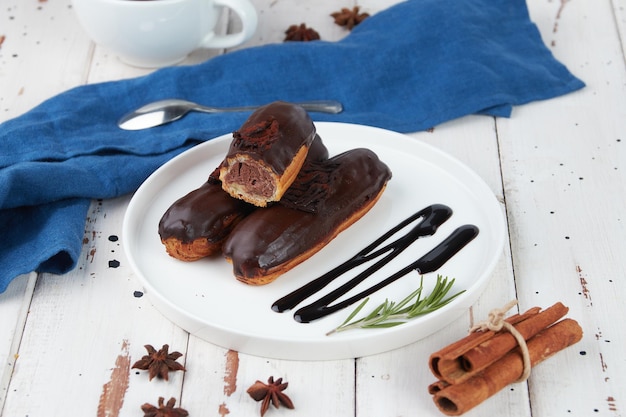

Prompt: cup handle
xmin=200 ymin=0 xmax=258 ymax=49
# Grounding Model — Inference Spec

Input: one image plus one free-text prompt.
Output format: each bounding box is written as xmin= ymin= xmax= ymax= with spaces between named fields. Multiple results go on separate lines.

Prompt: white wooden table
xmin=1 ymin=0 xmax=625 ymax=416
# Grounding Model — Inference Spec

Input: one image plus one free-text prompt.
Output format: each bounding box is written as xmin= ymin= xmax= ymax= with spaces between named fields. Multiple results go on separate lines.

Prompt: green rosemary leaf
xmin=327 ymin=274 xmax=464 ymax=335
xmin=395 ymin=282 xmax=426 ymax=315
xmin=362 ymin=321 xmax=406 ymax=329
xmin=339 ymin=297 xmax=370 ymax=326
xmin=394 ymin=282 xmax=425 ymax=312
xmin=364 ymin=301 xmax=388 ymax=321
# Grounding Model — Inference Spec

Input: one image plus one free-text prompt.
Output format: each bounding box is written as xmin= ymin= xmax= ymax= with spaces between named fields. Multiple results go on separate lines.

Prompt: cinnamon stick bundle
xmin=427 ymin=303 xmax=583 ymax=416
xmin=429 ymin=302 xmax=568 ymax=384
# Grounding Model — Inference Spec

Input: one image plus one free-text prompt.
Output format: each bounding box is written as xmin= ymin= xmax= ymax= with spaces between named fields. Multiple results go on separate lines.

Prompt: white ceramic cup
xmin=72 ymin=0 xmax=258 ymax=68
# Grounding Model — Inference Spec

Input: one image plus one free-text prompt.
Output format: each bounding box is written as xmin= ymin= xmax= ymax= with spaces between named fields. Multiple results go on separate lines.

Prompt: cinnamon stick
xmin=430 ymin=302 xmax=569 ymax=384
xmin=431 ymin=318 xmax=583 ymax=416
xmin=427 ymin=380 xmax=449 ymax=395
xmin=428 ymin=306 xmax=541 ymax=381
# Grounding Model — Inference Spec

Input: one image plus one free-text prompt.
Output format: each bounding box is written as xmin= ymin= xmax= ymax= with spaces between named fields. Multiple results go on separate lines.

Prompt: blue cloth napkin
xmin=0 ymin=0 xmax=584 ymax=293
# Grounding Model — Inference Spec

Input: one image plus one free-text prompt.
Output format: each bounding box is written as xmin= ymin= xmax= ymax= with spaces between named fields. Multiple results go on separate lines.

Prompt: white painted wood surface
xmin=1 ymin=0 xmax=624 ymax=416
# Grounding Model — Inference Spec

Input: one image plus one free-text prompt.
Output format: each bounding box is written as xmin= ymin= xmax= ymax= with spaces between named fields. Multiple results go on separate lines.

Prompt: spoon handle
xmin=296 ymin=101 xmax=343 ymax=114
xmin=194 ymin=100 xmax=343 ymax=114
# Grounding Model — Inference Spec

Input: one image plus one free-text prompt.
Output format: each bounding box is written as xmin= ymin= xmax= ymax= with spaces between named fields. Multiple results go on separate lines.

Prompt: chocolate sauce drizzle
xmin=271 ymin=204 xmax=479 ymax=323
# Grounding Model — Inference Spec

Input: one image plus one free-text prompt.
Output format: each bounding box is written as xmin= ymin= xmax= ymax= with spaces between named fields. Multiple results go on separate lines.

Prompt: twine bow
xmin=470 ymin=300 xmax=531 ymax=382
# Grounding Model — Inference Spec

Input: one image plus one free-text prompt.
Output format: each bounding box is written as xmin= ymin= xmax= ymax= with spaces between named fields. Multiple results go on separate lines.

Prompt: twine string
xmin=470 ymin=300 xmax=531 ymax=382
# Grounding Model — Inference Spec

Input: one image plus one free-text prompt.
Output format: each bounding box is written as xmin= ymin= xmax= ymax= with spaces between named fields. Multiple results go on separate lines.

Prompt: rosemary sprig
xmin=326 ymin=275 xmax=465 ymax=336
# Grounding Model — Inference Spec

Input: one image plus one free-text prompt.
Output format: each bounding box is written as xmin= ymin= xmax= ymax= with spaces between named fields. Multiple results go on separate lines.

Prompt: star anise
xmin=247 ymin=376 xmax=295 ymax=416
xmin=284 ymin=23 xmax=320 ymax=42
xmin=141 ymin=397 xmax=189 ymax=417
xmin=132 ymin=344 xmax=186 ymax=381
xmin=331 ymin=7 xmax=370 ymax=30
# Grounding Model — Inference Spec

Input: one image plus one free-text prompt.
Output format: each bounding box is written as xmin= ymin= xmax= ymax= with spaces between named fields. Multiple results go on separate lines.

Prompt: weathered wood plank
xmin=0 ymin=274 xmax=36 ymax=410
xmin=500 ymin=0 xmax=626 ymax=415
xmin=1 ymin=197 xmax=190 ymax=416
xmin=0 ymin=0 xmax=92 ymax=117
xmin=0 ymin=0 xmax=93 ymax=412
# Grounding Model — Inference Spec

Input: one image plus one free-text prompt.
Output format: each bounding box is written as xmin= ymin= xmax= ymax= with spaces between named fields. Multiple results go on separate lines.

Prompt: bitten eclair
xmin=219 ymin=101 xmax=317 ymax=207
xmin=158 ymin=135 xmax=329 ymax=261
xmin=222 ymin=148 xmax=392 ymax=285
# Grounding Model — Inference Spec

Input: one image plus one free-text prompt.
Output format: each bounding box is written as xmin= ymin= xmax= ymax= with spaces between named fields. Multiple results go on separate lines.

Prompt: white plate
xmin=123 ymin=122 xmax=505 ymax=360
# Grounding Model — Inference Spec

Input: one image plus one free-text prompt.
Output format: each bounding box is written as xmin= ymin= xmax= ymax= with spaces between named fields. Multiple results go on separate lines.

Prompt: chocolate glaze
xmin=275 ymin=132 xmax=332 ymax=212
xmin=291 ymin=223 xmax=479 ymax=323
xmin=222 ymin=148 xmax=392 ymax=282
xmin=158 ymin=169 xmax=256 ymax=244
xmin=272 ymin=204 xmax=454 ymax=313
xmin=158 ymin=135 xmax=329 ymax=246
xmin=221 ymin=101 xmax=317 ymax=176
xmin=298 ymin=134 xmax=329 ymax=167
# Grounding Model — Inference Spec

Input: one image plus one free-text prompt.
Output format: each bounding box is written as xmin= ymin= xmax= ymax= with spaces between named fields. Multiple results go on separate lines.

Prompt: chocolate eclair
xmin=158 ymin=135 xmax=329 ymax=261
xmin=219 ymin=101 xmax=317 ymax=207
xmin=222 ymin=148 xmax=392 ymax=285
xmin=158 ymin=169 xmax=255 ymax=261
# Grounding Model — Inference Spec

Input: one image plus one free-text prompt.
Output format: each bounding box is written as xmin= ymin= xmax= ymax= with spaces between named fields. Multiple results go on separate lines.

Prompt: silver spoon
xmin=118 ymin=99 xmax=343 ymax=130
